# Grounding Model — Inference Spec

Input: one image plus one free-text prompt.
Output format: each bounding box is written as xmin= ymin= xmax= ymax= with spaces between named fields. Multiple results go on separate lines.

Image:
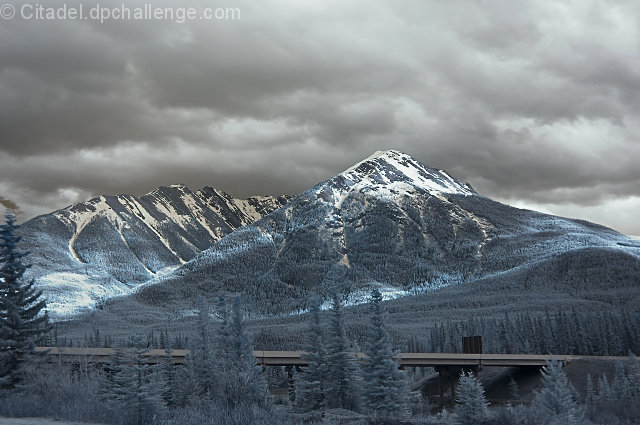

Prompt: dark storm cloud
xmin=1 ymin=0 xmax=639 ymax=234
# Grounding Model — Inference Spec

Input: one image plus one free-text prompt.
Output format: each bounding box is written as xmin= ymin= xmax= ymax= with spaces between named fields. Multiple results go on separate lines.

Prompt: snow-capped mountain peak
xmin=319 ymin=150 xmax=475 ymax=206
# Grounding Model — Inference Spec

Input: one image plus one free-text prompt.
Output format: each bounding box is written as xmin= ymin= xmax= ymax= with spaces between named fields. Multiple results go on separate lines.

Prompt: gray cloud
xmin=1 ymin=0 xmax=639 ymax=235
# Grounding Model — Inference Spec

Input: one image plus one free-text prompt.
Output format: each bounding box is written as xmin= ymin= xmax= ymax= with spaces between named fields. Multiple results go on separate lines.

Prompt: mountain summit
xmin=330 ymin=150 xmax=475 ymax=200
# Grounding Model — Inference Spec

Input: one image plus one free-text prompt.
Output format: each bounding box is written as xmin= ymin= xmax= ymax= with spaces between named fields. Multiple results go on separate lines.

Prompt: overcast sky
xmin=1 ymin=0 xmax=639 ymax=235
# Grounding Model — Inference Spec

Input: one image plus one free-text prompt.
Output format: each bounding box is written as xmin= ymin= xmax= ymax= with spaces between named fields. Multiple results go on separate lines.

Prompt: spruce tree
xmin=612 ymin=361 xmax=632 ymax=400
xmin=105 ymin=345 xmax=165 ymax=425
xmin=171 ymin=353 xmax=197 ymax=408
xmin=295 ymin=300 xmax=327 ymax=411
xmin=533 ymin=360 xmax=583 ymax=423
xmin=325 ymin=293 xmax=361 ymax=411
xmin=0 ymin=211 xmax=49 ymax=389
xmin=361 ymin=289 xmax=410 ymax=418
xmin=161 ymin=345 xmax=175 ymax=407
xmin=585 ymin=374 xmax=596 ymax=405
xmin=217 ymin=296 xmax=268 ymax=408
xmin=629 ymin=353 xmax=640 ymax=399
xmin=598 ymin=374 xmax=612 ymax=401
xmin=455 ymin=371 xmax=489 ymax=425
xmin=192 ymin=297 xmax=216 ymax=398
xmin=508 ymin=376 xmax=520 ymax=401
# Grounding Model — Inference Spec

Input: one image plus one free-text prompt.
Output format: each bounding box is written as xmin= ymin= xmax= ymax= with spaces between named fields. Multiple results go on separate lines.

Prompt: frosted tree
xmin=325 ymin=293 xmax=361 ymax=411
xmin=105 ymin=345 xmax=165 ymax=425
xmin=217 ymin=296 xmax=269 ymax=407
xmin=361 ymin=289 xmax=410 ymax=418
xmin=192 ymin=297 xmax=216 ymax=398
xmin=533 ymin=360 xmax=583 ymax=423
xmin=455 ymin=371 xmax=489 ymax=425
xmin=0 ymin=211 xmax=49 ymax=389
xmin=630 ymin=353 xmax=640 ymax=398
xmin=295 ymin=300 xmax=327 ymax=411
xmin=171 ymin=353 xmax=196 ymax=408
xmin=508 ymin=376 xmax=520 ymax=401
xmin=612 ymin=361 xmax=632 ymax=400
xmin=585 ymin=374 xmax=595 ymax=405
xmin=598 ymin=374 xmax=612 ymax=401
xmin=161 ymin=344 xmax=175 ymax=407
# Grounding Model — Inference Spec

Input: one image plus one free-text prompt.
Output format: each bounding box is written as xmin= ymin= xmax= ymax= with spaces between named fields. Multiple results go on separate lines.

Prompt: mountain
xmin=19 ymin=184 xmax=291 ymax=316
xmin=131 ymin=150 xmax=640 ymax=316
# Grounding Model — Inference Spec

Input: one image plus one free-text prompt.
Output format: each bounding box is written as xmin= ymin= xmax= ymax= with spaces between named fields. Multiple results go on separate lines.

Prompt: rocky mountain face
xmin=19 ymin=185 xmax=291 ymax=316
xmin=133 ymin=151 xmax=640 ymax=316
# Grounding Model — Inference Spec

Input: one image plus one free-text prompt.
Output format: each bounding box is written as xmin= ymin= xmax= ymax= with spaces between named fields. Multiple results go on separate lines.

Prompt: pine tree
xmin=172 ymin=353 xmax=196 ymax=408
xmin=160 ymin=345 xmax=175 ymax=407
xmin=455 ymin=371 xmax=489 ymax=425
xmin=192 ymin=297 xmax=216 ymax=398
xmin=508 ymin=376 xmax=520 ymax=401
xmin=0 ymin=211 xmax=49 ymax=389
xmin=585 ymin=374 xmax=595 ymax=405
xmin=325 ymin=293 xmax=361 ymax=411
xmin=598 ymin=374 xmax=612 ymax=401
xmin=361 ymin=289 xmax=410 ymax=418
xmin=612 ymin=361 xmax=632 ymax=400
xmin=533 ymin=360 xmax=583 ymax=423
xmin=105 ymin=345 xmax=165 ymax=425
xmin=217 ymin=296 xmax=269 ymax=408
xmin=629 ymin=353 xmax=640 ymax=399
xmin=295 ymin=300 xmax=327 ymax=411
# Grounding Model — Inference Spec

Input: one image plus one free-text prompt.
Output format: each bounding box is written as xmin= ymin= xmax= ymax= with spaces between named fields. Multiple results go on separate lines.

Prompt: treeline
xmin=420 ymin=309 xmax=640 ymax=356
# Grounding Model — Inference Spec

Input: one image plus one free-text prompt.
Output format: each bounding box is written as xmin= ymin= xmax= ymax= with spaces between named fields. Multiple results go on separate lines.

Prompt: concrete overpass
xmin=34 ymin=347 xmax=628 ymax=367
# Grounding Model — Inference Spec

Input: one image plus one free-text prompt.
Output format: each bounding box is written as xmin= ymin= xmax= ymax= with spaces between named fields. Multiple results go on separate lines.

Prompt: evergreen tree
xmin=171 ymin=353 xmax=196 ymax=408
xmin=0 ymin=211 xmax=49 ymax=389
xmin=192 ymin=297 xmax=216 ymax=398
xmin=598 ymin=374 xmax=612 ymax=401
xmin=295 ymin=300 xmax=327 ymax=411
xmin=629 ymin=353 xmax=640 ymax=398
xmin=585 ymin=374 xmax=595 ymax=405
xmin=361 ymin=289 xmax=410 ymax=418
xmin=455 ymin=371 xmax=489 ymax=425
xmin=508 ymin=376 xmax=520 ymax=401
xmin=533 ymin=360 xmax=583 ymax=423
xmin=218 ymin=296 xmax=269 ymax=408
xmin=160 ymin=345 xmax=175 ymax=407
xmin=612 ymin=361 xmax=632 ymax=400
xmin=325 ymin=293 xmax=361 ymax=411
xmin=105 ymin=345 xmax=165 ymax=425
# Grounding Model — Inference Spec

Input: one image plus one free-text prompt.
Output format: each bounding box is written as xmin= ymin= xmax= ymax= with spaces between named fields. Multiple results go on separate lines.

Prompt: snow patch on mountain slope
xmin=38 ymin=272 xmax=133 ymax=318
xmin=55 ymin=196 xmax=114 ymax=263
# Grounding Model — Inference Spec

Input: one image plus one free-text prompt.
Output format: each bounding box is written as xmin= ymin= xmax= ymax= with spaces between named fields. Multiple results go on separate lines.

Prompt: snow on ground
xmin=37 ymin=272 xmax=133 ymax=319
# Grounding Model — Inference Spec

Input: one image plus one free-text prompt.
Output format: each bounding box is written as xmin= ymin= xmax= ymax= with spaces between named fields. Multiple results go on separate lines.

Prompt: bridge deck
xmin=34 ymin=347 xmax=627 ymax=367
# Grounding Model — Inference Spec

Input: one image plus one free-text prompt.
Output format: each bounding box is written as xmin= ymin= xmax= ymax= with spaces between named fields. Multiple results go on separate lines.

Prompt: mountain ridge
xmin=19 ymin=184 xmax=292 ymax=317
xmin=16 ymin=150 xmax=640 ymax=319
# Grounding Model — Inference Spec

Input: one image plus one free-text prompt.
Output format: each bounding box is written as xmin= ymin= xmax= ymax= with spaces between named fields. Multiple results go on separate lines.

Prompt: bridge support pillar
xmin=450 ymin=370 xmax=455 ymax=404
xmin=285 ymin=365 xmax=295 ymax=404
xmin=438 ymin=368 xmax=444 ymax=408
